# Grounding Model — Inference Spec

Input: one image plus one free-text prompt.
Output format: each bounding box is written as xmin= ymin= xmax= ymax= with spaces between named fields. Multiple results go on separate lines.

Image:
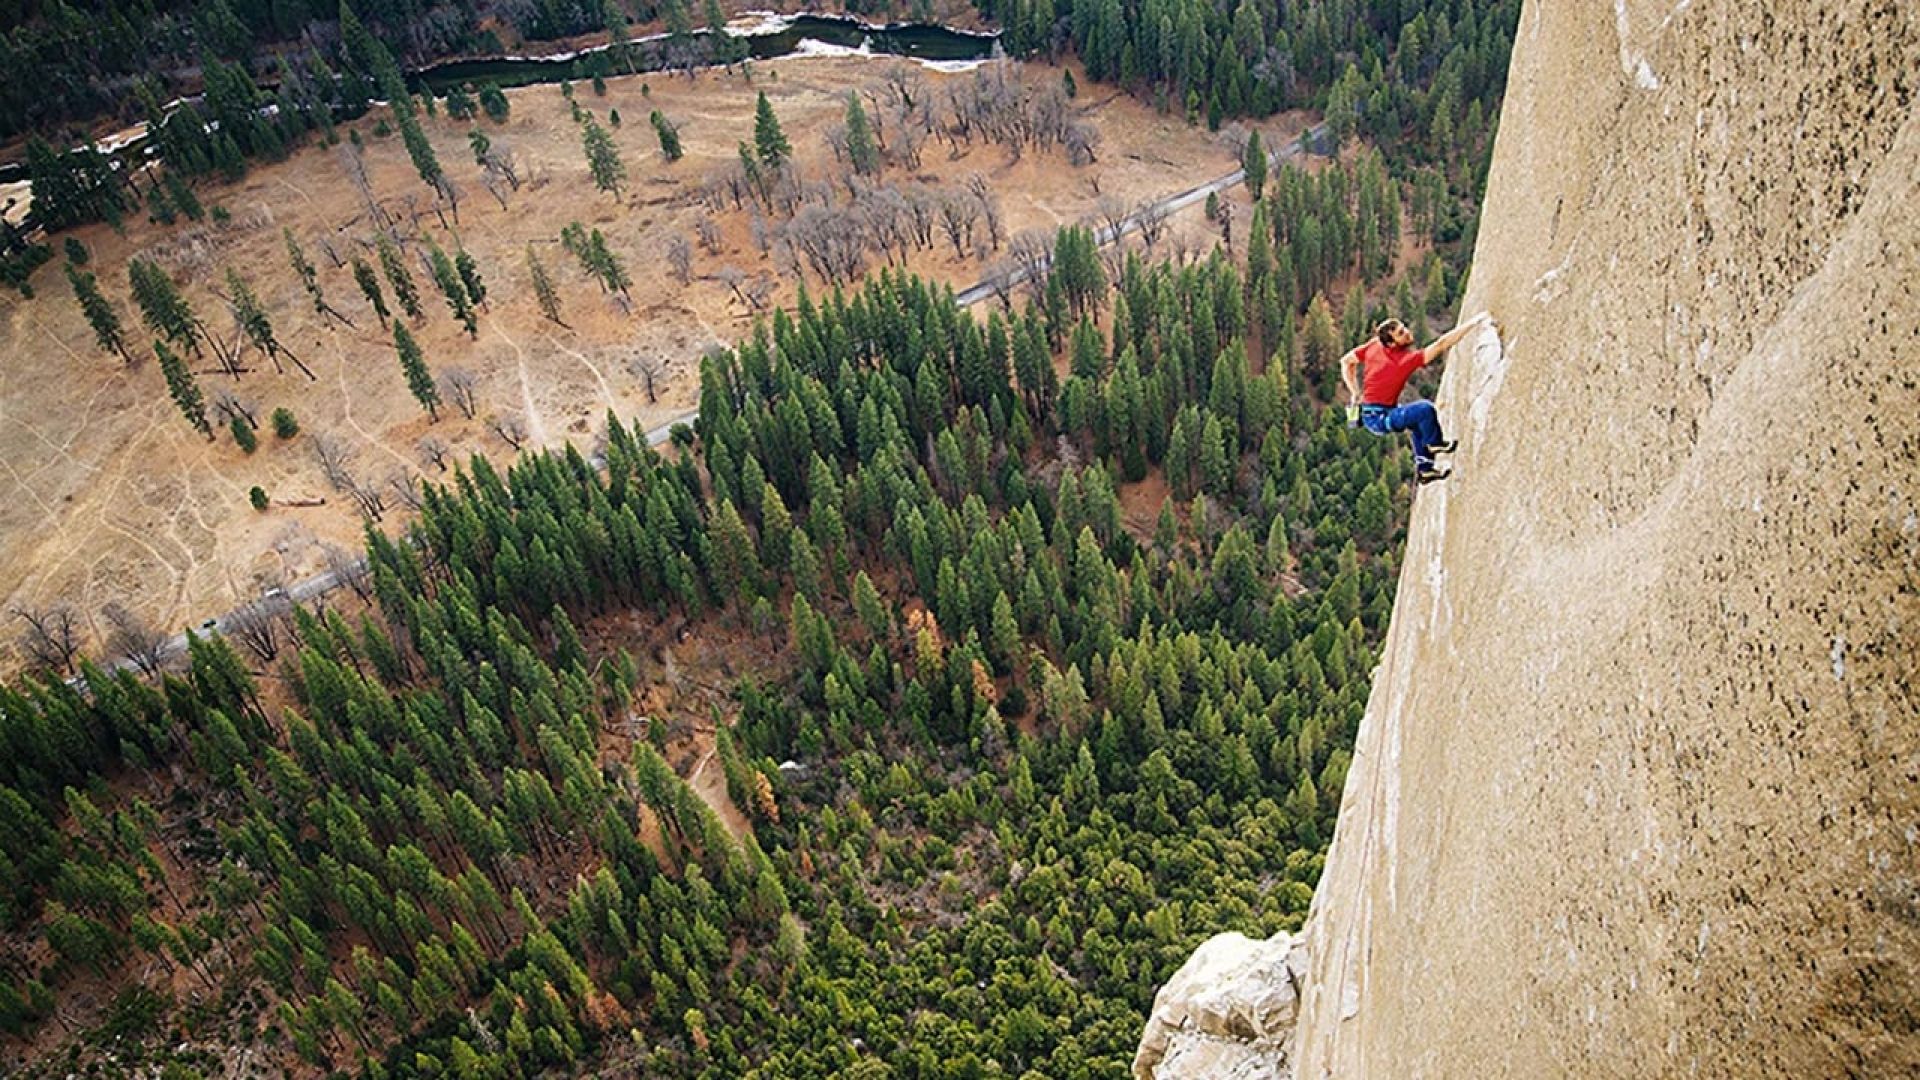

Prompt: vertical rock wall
xmin=1289 ymin=1 xmax=1919 ymax=1075
xmin=1142 ymin=1 xmax=1920 ymax=1077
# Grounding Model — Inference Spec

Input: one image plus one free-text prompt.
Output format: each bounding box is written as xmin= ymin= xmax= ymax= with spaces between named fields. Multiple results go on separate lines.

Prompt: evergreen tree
xmin=392 ymin=319 xmax=439 ymax=420
xmin=844 ymin=93 xmax=879 ymax=176
xmin=479 ymin=83 xmax=511 ymax=123
xmin=581 ymin=117 xmax=626 ymax=197
xmin=1300 ymin=292 xmax=1340 ymax=391
xmin=128 ymin=259 xmax=196 ymax=354
xmin=1243 ymin=129 xmax=1268 ymax=200
xmin=351 ymin=257 xmax=389 ymax=321
xmin=428 ymin=242 xmax=477 ymax=337
xmin=753 ymin=92 xmax=791 ymax=170
xmin=527 ymin=247 xmax=565 ymax=326
xmin=456 ymin=249 xmax=487 ymax=308
xmin=377 ymin=236 xmax=423 ymax=321
xmin=65 ymin=265 xmax=132 ymax=364
xmin=649 ymin=111 xmax=683 ymax=163
xmin=155 ymin=340 xmax=211 ymax=439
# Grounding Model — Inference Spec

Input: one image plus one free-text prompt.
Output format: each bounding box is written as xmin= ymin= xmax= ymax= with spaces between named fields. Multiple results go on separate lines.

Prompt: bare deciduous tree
xmin=226 ymin=595 xmax=288 ymax=663
xmin=103 ymin=602 xmax=170 ymax=676
xmin=344 ymin=477 xmax=387 ymax=523
xmin=1135 ymin=198 xmax=1172 ymax=254
xmin=311 ymin=434 xmax=358 ymax=491
xmin=490 ymin=412 xmax=528 ymax=450
xmin=316 ymin=233 xmax=346 ymax=269
xmin=1218 ymin=122 xmax=1252 ymax=158
xmin=905 ymin=189 xmax=938 ymax=250
xmin=1095 ymin=194 xmax=1130 ymax=242
xmin=440 ymin=367 xmax=480 ymax=419
xmin=323 ymin=543 xmax=372 ymax=602
xmin=884 ymin=103 xmax=920 ymax=165
xmin=666 ymin=235 xmax=693 ymax=285
xmin=1008 ymin=229 xmax=1053 ymax=298
xmin=337 ymin=144 xmax=389 ymax=231
xmin=631 ymin=355 xmax=664 ymax=403
xmin=786 ymin=206 xmax=867 ymax=287
xmin=480 ymin=170 xmax=510 ymax=211
xmin=211 ymin=389 xmax=259 ymax=430
xmin=13 ymin=604 xmax=82 ymax=675
xmin=695 ymin=215 xmax=722 ymax=257
xmin=982 ymin=261 xmax=1017 ymax=310
xmin=743 ymin=275 xmax=776 ymax=312
xmin=937 ymin=193 xmax=978 ymax=260
xmin=481 ymin=144 xmax=522 ymax=190
xmin=1064 ymin=122 xmax=1100 ymax=167
xmin=387 ymin=470 xmax=423 ymax=512
xmin=967 ymin=175 xmax=1004 ymax=254
xmin=418 ymin=435 xmax=451 ymax=472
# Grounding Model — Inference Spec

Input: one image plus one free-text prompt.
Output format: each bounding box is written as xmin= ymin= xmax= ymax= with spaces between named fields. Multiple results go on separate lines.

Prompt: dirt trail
xmin=686 ymin=747 xmax=753 ymax=843
xmin=543 ymin=335 xmax=620 ymax=416
xmin=486 ymin=317 xmax=552 ymax=445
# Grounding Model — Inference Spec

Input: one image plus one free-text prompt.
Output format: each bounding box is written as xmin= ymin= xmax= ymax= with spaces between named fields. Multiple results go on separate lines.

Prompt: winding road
xmin=103 ymin=124 xmax=1325 ymax=678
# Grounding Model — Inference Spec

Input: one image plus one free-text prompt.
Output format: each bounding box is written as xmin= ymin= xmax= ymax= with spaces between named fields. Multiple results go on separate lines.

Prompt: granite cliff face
xmin=1139 ymin=1 xmax=1919 ymax=1076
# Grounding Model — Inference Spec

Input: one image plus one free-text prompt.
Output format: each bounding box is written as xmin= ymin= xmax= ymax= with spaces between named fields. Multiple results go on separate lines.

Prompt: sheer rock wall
xmin=1142 ymin=0 xmax=1919 ymax=1076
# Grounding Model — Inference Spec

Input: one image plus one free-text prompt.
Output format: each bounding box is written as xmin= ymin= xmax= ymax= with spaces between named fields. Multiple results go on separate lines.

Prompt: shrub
xmin=62 ymin=237 xmax=88 ymax=265
xmin=249 ymin=486 xmax=269 ymax=511
xmin=271 ymin=408 xmax=299 ymax=439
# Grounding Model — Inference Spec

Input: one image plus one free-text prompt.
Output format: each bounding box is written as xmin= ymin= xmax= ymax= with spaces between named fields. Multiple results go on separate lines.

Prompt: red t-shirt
xmin=1358 ymin=341 xmax=1429 ymax=406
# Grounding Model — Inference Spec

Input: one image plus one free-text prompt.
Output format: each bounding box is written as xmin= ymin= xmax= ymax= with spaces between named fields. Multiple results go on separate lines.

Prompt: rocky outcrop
xmin=1142 ymin=1 xmax=1920 ymax=1077
xmin=1132 ymin=932 xmax=1306 ymax=1080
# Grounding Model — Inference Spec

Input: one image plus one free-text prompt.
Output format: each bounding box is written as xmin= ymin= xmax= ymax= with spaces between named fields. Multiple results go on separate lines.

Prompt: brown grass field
xmin=0 ymin=53 xmax=1300 ymax=672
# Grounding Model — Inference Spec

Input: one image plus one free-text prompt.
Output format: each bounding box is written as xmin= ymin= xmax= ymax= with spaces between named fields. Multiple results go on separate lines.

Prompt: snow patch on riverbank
xmin=783 ymin=37 xmax=992 ymax=73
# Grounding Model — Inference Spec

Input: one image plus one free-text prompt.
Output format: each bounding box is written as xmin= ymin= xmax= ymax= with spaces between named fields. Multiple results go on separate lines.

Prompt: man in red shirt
xmin=1339 ymin=312 xmax=1490 ymax=484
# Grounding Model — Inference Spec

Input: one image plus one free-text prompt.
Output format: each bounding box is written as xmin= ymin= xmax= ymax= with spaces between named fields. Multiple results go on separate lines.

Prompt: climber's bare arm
xmin=1339 ymin=349 xmax=1362 ymax=402
xmin=1420 ymin=312 xmax=1493 ymax=364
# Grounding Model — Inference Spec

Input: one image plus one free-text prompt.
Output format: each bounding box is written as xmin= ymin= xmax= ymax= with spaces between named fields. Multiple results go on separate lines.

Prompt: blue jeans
xmin=1360 ymin=401 xmax=1444 ymax=467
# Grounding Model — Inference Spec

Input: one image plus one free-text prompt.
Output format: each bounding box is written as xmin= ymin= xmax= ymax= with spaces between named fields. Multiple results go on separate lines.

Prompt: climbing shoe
xmin=1416 ymin=466 xmax=1451 ymax=485
xmin=1429 ymin=439 xmax=1458 ymax=455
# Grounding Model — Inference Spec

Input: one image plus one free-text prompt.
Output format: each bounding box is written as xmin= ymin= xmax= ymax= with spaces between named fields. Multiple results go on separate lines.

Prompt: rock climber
xmin=1340 ymin=312 xmax=1492 ymax=484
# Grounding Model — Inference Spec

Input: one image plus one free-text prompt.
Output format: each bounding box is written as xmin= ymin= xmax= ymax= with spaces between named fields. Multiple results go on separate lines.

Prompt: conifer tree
xmin=753 ymin=92 xmax=791 ymax=170
xmin=377 ymin=235 xmax=423 ymax=321
xmin=587 ymin=230 xmax=631 ymax=300
xmin=351 ymin=256 xmax=389 ymax=321
xmin=479 ymin=83 xmax=511 ymax=123
xmin=392 ymin=319 xmax=439 ymax=420
xmin=65 ymin=265 xmax=132 ymax=364
xmin=128 ymin=258 xmax=203 ymax=356
xmin=155 ymin=340 xmax=211 ymax=438
xmin=455 ymin=248 xmax=487 ymax=308
xmin=1300 ymin=292 xmax=1340 ymax=389
xmin=1243 ymin=128 xmax=1268 ymax=200
xmin=428 ymin=242 xmax=477 ymax=337
xmin=581 ymin=117 xmax=626 ymax=197
xmin=844 ymin=93 xmax=879 ymax=176
xmin=527 ymin=247 xmax=565 ymax=326
xmin=649 ymin=111 xmax=684 ymax=162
